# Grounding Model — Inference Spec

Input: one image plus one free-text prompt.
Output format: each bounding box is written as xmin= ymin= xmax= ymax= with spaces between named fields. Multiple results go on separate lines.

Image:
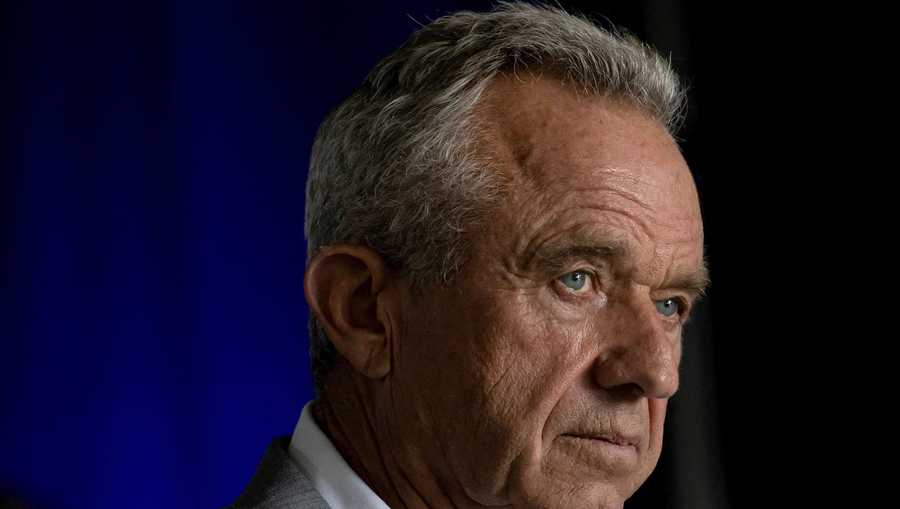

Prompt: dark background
xmin=2 ymin=1 xmax=846 ymax=507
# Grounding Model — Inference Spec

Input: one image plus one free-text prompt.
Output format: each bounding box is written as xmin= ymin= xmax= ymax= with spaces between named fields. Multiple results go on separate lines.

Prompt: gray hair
xmin=304 ymin=1 xmax=687 ymax=393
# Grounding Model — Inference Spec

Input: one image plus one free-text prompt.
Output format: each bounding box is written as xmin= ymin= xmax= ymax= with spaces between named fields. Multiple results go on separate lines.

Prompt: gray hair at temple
xmin=304 ymin=1 xmax=687 ymax=393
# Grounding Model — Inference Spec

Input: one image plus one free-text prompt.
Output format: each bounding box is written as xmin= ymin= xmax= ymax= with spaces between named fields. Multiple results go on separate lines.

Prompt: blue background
xmin=1 ymin=2 xmax=479 ymax=506
xmin=7 ymin=0 xmax=840 ymax=507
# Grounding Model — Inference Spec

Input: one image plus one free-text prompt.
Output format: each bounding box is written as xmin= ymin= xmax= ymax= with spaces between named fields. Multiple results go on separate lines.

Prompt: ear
xmin=304 ymin=245 xmax=395 ymax=379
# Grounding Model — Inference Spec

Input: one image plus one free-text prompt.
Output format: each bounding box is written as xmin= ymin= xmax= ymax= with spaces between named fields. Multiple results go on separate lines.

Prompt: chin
xmin=518 ymin=488 xmax=625 ymax=509
xmin=506 ymin=469 xmax=632 ymax=509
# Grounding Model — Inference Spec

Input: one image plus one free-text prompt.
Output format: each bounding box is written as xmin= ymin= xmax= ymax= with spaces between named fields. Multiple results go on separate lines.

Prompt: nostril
xmin=604 ymin=382 xmax=645 ymax=401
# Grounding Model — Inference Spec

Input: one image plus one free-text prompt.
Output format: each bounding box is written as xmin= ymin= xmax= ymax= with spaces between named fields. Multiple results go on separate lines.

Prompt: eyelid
xmin=560 ymin=267 xmax=598 ymax=283
xmin=554 ymin=268 xmax=603 ymax=297
xmin=543 ymin=253 xmax=609 ymax=274
xmin=555 ymin=258 xmax=606 ymax=277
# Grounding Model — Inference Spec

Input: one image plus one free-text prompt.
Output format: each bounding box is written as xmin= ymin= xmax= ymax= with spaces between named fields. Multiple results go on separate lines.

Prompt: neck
xmin=314 ymin=366 xmax=481 ymax=508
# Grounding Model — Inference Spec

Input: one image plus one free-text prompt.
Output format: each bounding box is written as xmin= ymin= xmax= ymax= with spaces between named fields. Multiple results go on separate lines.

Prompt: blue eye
xmin=655 ymin=298 xmax=682 ymax=318
xmin=559 ymin=271 xmax=589 ymax=291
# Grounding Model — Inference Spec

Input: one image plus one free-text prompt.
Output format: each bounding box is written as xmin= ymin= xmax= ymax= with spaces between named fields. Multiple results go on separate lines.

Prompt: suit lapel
xmin=228 ymin=437 xmax=330 ymax=509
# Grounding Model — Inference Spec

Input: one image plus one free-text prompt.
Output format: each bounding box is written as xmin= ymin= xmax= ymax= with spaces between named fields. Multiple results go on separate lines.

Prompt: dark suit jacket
xmin=228 ymin=437 xmax=331 ymax=509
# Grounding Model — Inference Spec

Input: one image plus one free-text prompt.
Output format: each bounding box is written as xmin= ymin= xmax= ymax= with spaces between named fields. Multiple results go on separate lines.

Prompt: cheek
xmin=461 ymin=293 xmax=600 ymax=497
xmin=484 ymin=290 xmax=598 ymax=410
xmin=611 ymin=398 xmax=667 ymax=500
xmin=474 ymin=296 xmax=608 ymax=471
xmin=646 ymin=398 xmax=668 ymax=462
xmin=462 ymin=300 xmax=567 ymax=437
xmin=394 ymin=283 xmax=611 ymax=504
xmin=391 ymin=289 xmax=560 ymax=483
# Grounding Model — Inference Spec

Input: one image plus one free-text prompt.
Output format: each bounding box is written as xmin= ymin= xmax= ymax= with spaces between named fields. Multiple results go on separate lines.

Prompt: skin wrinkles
xmin=545 ymin=180 xmax=656 ymax=214
xmin=503 ymin=211 xmax=645 ymax=286
xmin=313 ymin=73 xmax=705 ymax=509
xmin=507 ymin=176 xmax=697 ymax=280
xmin=520 ymin=218 xmax=638 ymax=275
xmin=515 ymin=212 xmax=703 ymax=318
xmin=411 ymin=75 xmax=703 ymax=507
xmin=382 ymin=288 xmax=463 ymax=508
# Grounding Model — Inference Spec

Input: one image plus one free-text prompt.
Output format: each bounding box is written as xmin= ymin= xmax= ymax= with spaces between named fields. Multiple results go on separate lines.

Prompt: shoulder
xmin=226 ymin=437 xmax=330 ymax=509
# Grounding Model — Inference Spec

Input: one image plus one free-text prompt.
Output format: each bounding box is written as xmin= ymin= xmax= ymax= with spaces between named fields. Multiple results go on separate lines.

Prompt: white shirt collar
xmin=288 ymin=401 xmax=391 ymax=509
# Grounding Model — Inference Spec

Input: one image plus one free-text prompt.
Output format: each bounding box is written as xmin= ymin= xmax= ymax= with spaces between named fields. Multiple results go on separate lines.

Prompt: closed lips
xmin=562 ymin=432 xmax=636 ymax=448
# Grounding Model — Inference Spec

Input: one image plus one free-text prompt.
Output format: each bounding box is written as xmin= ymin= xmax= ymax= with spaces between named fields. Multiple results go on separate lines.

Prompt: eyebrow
xmin=669 ymin=259 xmax=710 ymax=300
xmin=523 ymin=233 xmax=631 ymax=275
xmin=526 ymin=242 xmax=628 ymax=274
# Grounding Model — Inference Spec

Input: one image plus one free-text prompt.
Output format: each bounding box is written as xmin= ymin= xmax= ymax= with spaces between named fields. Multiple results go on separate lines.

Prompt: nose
xmin=591 ymin=296 xmax=681 ymax=399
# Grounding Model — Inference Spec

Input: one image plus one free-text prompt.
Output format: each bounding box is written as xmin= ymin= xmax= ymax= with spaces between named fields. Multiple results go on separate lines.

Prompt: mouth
xmin=561 ymin=432 xmax=637 ymax=448
xmin=555 ymin=431 xmax=640 ymax=472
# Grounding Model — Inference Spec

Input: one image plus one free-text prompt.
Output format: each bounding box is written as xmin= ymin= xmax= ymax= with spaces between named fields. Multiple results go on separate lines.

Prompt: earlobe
xmin=304 ymin=245 xmax=394 ymax=379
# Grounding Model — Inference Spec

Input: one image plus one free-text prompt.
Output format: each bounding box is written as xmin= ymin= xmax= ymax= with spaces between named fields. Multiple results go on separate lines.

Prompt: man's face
xmin=386 ymin=76 xmax=705 ymax=508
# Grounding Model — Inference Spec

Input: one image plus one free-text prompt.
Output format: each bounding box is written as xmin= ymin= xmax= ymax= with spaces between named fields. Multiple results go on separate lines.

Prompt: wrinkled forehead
xmin=474 ymin=73 xmax=701 ymax=222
